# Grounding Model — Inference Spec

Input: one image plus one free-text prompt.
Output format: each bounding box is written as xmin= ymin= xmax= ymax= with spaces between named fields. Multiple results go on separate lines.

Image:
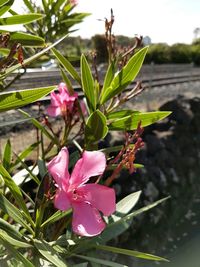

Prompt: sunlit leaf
xmin=0 ymin=164 xmax=34 ymax=225
xmin=108 ymin=111 xmax=171 ymax=130
xmin=51 ymin=47 xmax=81 ymax=85
xmin=0 ymin=194 xmax=34 ymax=233
xmin=0 ymin=86 xmax=55 ymax=112
xmin=9 ymin=32 xmax=45 ymax=47
xmin=2 ymin=139 xmax=11 ymax=170
xmin=81 ymin=54 xmax=96 ymax=112
xmin=100 ymin=46 xmax=148 ymax=104
xmin=0 ymin=234 xmax=34 ymax=266
xmin=85 ymin=110 xmax=108 ymax=146
xmin=0 ymin=230 xmax=32 ymax=248
xmin=96 ymin=245 xmax=169 ymax=262
xmin=34 ymin=239 xmax=68 ymax=267
xmin=0 ymin=14 xmax=44 ymax=25
xmin=0 ymin=0 xmax=14 ymax=16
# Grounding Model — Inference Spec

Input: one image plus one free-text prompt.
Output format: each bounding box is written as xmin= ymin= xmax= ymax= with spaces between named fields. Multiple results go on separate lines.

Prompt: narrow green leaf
xmin=0 ymin=86 xmax=55 ymax=112
xmin=108 ymin=111 xmax=171 ymax=130
xmin=34 ymin=239 xmax=68 ymax=267
xmin=107 ymin=110 xmax=139 ymax=120
xmin=1 ymin=34 xmax=68 ymax=80
xmin=89 ymin=197 xmax=170 ymax=244
xmin=3 ymin=139 xmax=11 ymax=170
xmin=0 ymin=14 xmax=44 ymax=25
xmin=19 ymin=109 xmax=59 ymax=145
xmin=0 ymin=230 xmax=32 ymax=248
xmin=0 ymin=0 xmax=10 ymax=7
xmin=75 ymin=254 xmax=127 ymax=267
xmin=100 ymin=46 xmax=149 ymax=104
xmin=111 ymin=191 xmax=141 ymax=223
xmin=51 ymin=47 xmax=81 ymax=85
xmin=11 ymin=142 xmax=40 ymax=169
xmin=0 ymin=194 xmax=34 ymax=234
xmin=22 ymin=0 xmax=34 ymax=12
xmin=102 ymin=62 xmax=116 ymax=93
xmin=9 ymin=32 xmax=45 ymax=47
xmin=85 ymin=110 xmax=108 ymax=145
xmin=0 ymin=234 xmax=34 ymax=266
xmin=60 ymin=68 xmax=74 ymax=95
xmin=96 ymin=245 xmax=169 ymax=262
xmin=0 ymin=164 xmax=34 ymax=225
xmin=0 ymin=0 xmax=14 ymax=16
xmin=81 ymin=54 xmax=96 ymax=112
xmin=41 ymin=209 xmax=71 ymax=228
xmin=0 ymin=118 xmax=31 ymax=127
xmin=0 ymin=218 xmax=24 ymax=241
xmin=13 ymin=155 xmax=40 ymax=185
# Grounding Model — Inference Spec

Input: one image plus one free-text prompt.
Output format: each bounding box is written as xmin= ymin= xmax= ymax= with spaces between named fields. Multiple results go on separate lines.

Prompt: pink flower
xmin=47 ymin=83 xmax=78 ymax=117
xmin=69 ymin=0 xmax=78 ymax=5
xmin=48 ymin=147 xmax=116 ymax=236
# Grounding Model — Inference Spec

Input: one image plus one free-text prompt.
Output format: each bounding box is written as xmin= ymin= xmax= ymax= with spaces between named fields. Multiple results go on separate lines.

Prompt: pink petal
xmin=70 ymin=151 xmax=106 ymax=186
xmin=54 ymin=189 xmax=71 ymax=211
xmin=47 ymin=106 xmax=61 ymax=117
xmin=47 ymin=147 xmax=70 ymax=188
xmin=72 ymin=202 xmax=105 ymax=236
xmin=77 ymin=184 xmax=116 ymax=216
xmin=50 ymin=91 xmax=60 ymax=106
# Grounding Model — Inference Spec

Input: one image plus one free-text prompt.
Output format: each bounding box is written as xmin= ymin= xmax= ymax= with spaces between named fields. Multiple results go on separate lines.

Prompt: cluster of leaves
xmin=0 ymin=3 xmax=172 ymax=267
xmin=22 ymin=0 xmax=90 ymax=43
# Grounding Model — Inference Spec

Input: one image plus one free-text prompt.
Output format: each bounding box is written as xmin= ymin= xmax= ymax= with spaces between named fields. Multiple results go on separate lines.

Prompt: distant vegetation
xmin=58 ymin=35 xmax=200 ymax=66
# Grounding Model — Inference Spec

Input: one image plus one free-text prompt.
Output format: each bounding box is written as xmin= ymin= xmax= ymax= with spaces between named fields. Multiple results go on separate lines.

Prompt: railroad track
xmin=5 ymin=67 xmax=200 ymax=93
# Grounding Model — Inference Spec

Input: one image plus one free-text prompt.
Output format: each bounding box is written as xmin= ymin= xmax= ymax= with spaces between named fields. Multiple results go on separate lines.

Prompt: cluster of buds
xmin=0 ymin=33 xmax=24 ymax=71
xmin=105 ymin=122 xmax=144 ymax=186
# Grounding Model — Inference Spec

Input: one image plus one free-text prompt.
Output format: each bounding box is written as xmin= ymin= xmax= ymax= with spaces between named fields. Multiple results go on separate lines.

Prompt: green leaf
xmin=108 ymin=111 xmax=171 ymax=130
xmin=0 ymin=234 xmax=34 ymax=267
xmin=109 ymin=191 xmax=142 ymax=224
xmin=102 ymin=62 xmax=116 ymax=93
xmin=34 ymin=239 xmax=68 ymax=267
xmin=22 ymin=0 xmax=34 ymax=12
xmin=0 ymin=118 xmax=31 ymax=127
xmin=9 ymin=32 xmax=45 ymax=47
xmin=0 ymin=164 xmax=34 ymax=225
xmin=85 ymin=110 xmax=108 ymax=145
xmin=0 ymin=230 xmax=32 ymax=248
xmin=107 ymin=110 xmax=139 ymax=120
xmin=0 ymin=0 xmax=10 ymax=7
xmin=100 ymin=47 xmax=149 ymax=104
xmin=1 ymin=34 xmax=68 ymax=80
xmin=19 ymin=109 xmax=59 ymax=145
xmin=0 ymin=218 xmax=24 ymax=241
xmin=0 ymin=86 xmax=55 ymax=112
xmin=0 ymin=0 xmax=14 ymax=16
xmin=74 ymin=254 xmax=127 ymax=267
xmin=96 ymin=245 xmax=169 ymax=262
xmin=0 ymin=14 xmax=44 ymax=25
xmin=41 ymin=209 xmax=71 ymax=228
xmin=3 ymin=139 xmax=11 ymax=170
xmin=11 ymin=142 xmax=40 ymax=169
xmin=0 ymin=194 xmax=34 ymax=234
xmin=81 ymin=54 xmax=96 ymax=112
xmin=51 ymin=47 xmax=81 ymax=85
xmin=90 ymin=197 xmax=170 ymax=245
xmin=60 ymin=68 xmax=74 ymax=95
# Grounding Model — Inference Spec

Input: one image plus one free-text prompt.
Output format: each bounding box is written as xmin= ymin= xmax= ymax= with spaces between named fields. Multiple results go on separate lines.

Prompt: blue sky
xmin=12 ymin=0 xmax=200 ymax=44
